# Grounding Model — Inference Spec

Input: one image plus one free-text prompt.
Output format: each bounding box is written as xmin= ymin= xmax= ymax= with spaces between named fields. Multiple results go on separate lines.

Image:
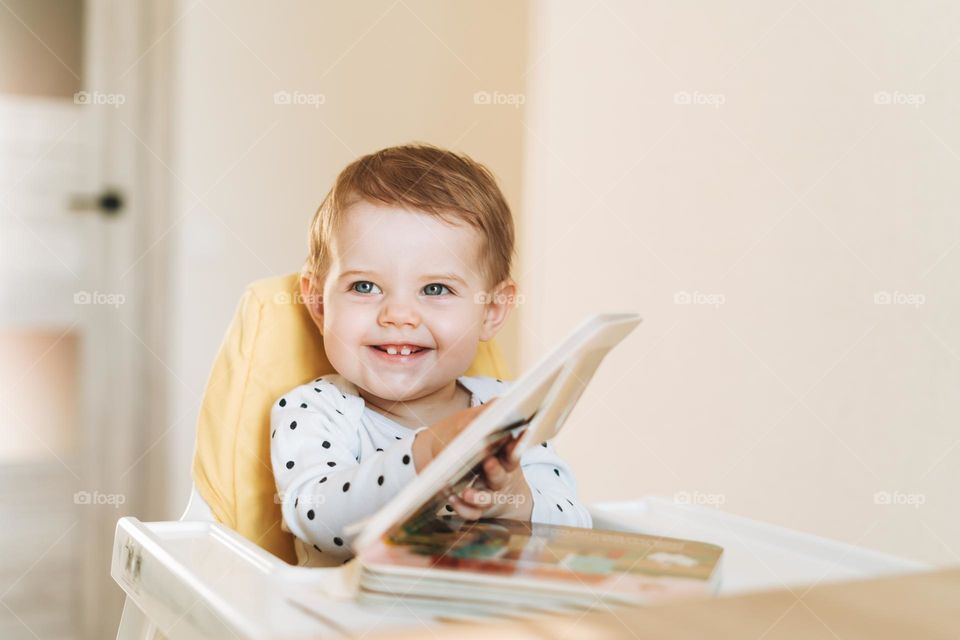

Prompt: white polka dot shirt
xmin=270 ymin=374 xmax=592 ymax=567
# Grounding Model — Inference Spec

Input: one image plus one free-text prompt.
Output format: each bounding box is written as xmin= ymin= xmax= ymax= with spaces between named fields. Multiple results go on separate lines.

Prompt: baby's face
xmin=316 ymin=200 xmax=500 ymax=403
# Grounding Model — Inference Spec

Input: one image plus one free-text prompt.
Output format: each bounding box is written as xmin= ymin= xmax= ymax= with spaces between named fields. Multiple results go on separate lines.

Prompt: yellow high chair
xmin=112 ymin=274 xmax=922 ymax=639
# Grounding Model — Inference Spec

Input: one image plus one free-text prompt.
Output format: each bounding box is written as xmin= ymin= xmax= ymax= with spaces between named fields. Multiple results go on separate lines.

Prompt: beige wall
xmin=519 ymin=0 xmax=960 ymax=565
xmin=160 ymin=0 xmax=527 ymax=518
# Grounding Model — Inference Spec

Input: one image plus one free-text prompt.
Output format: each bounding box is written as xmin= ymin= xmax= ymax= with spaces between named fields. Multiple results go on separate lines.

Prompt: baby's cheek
xmin=324 ymin=336 xmax=350 ymax=368
xmin=323 ymin=316 xmax=365 ymax=369
xmin=434 ymin=309 xmax=484 ymax=354
xmin=439 ymin=342 xmax=481 ymax=382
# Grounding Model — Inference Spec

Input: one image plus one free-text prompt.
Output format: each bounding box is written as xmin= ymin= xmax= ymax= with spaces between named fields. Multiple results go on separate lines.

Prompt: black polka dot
xmin=556 ymin=504 xmax=563 ymax=512
xmin=535 ymin=488 xmax=542 ymax=495
xmin=294 ymin=498 xmax=298 ymax=508
xmin=395 ymin=436 xmax=401 ymax=440
xmin=289 ymin=421 xmax=297 ymax=430
xmin=553 ymin=468 xmax=560 ymax=477
xmin=322 ymin=441 xmax=331 ymax=449
xmin=341 ymin=394 xmax=345 ymax=399
xmin=327 ymin=461 xmax=336 ymax=467
xmin=333 ymin=537 xmax=343 ymax=546
xmin=342 ymin=482 xmax=350 ymax=492
xmin=541 ymin=442 xmax=548 ymax=448
xmin=307 ymin=509 xmax=315 ymax=520
xmin=402 ymin=454 xmax=411 ymax=465
xmin=313 ymin=544 xmax=322 ymax=552
xmin=315 ymin=378 xmax=321 ymax=382
xmin=314 ymin=387 xmax=322 ymax=393
xmin=566 ymin=498 xmax=574 ymax=506
xmin=271 ymin=430 xmax=276 ymax=438
xmin=335 ymin=409 xmax=343 ymax=415
xmin=496 ymin=378 xmax=502 ymax=383
xmin=279 ymin=398 xmax=286 ymax=407
xmin=319 ymin=477 xmax=327 ymax=484
xmin=300 ymin=403 xmax=307 ymax=408
xmin=286 ymin=460 xmax=295 ymax=469
xmin=376 ymin=448 xmax=383 ymax=452
xmin=377 ymin=475 xmax=384 ymax=486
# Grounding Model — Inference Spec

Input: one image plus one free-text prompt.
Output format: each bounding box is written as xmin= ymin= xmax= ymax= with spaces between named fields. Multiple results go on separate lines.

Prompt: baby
xmin=270 ymin=144 xmax=591 ymax=567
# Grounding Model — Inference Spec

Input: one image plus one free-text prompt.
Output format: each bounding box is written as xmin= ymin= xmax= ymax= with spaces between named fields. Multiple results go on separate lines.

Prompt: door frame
xmin=80 ymin=2 xmax=174 ymax=637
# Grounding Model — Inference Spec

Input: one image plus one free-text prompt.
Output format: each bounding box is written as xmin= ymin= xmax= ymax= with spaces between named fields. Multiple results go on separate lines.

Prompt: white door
xmin=0 ymin=1 xmax=154 ymax=638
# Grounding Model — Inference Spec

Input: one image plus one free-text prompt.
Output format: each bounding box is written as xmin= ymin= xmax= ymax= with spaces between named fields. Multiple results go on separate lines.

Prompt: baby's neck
xmin=360 ymin=379 xmax=471 ymax=429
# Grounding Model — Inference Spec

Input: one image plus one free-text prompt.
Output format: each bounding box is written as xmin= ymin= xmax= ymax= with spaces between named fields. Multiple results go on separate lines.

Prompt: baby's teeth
xmin=400 ymin=346 xmax=412 ymax=356
xmin=386 ymin=346 xmax=398 ymax=355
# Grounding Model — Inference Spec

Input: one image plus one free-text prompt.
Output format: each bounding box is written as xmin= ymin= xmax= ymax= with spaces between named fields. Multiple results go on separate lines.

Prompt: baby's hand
xmin=412 ymin=399 xmax=533 ymax=521
xmin=450 ymin=437 xmax=533 ymax=521
xmin=411 ymin=401 xmax=494 ymax=472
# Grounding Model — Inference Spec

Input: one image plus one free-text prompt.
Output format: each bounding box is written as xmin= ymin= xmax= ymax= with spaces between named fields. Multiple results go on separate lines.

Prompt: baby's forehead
xmin=338 ymin=200 xmax=474 ymax=234
xmin=331 ymin=202 xmax=486 ymax=280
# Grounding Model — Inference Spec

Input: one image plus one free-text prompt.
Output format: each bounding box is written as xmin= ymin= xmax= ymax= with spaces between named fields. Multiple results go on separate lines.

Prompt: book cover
xmin=362 ymin=517 xmax=723 ymax=604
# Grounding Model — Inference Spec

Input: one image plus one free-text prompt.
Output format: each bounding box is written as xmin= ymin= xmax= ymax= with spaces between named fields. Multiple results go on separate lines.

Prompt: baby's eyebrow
xmin=336 ymin=269 xmax=469 ymax=287
xmin=422 ymin=273 xmax=468 ymax=286
xmin=337 ymin=269 xmax=376 ymax=281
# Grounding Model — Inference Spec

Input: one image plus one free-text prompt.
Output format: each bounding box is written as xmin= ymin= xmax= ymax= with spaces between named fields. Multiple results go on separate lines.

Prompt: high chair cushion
xmin=191 ymin=273 xmax=511 ymax=563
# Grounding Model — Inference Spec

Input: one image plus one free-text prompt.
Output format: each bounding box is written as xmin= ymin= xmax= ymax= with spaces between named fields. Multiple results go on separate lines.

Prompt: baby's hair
xmin=303 ymin=143 xmax=515 ymax=292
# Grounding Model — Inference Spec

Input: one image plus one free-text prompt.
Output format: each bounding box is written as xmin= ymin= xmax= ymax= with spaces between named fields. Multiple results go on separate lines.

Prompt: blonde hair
xmin=304 ymin=144 xmax=515 ymax=291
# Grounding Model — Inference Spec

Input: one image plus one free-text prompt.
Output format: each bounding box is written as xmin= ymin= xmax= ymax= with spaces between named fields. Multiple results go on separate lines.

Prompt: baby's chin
xmin=350 ymin=366 xmax=461 ymax=404
xmin=359 ymin=377 xmax=436 ymax=403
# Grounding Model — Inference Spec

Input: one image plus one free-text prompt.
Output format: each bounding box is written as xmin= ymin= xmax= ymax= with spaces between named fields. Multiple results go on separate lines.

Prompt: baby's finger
xmin=482 ymin=456 xmax=509 ymax=491
xmin=499 ymin=438 xmax=522 ymax=471
xmin=449 ymin=495 xmax=484 ymax=520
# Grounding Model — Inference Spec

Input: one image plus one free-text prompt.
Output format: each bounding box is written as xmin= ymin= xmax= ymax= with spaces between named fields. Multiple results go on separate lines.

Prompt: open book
xmin=346 ymin=313 xmax=724 ymax=614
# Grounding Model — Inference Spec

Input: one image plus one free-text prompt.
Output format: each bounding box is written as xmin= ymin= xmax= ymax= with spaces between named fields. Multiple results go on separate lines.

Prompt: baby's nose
xmin=377 ymin=299 xmax=421 ymax=328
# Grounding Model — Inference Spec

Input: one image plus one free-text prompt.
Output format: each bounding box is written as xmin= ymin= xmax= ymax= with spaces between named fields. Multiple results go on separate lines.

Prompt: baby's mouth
xmin=370 ymin=344 xmax=429 ymax=356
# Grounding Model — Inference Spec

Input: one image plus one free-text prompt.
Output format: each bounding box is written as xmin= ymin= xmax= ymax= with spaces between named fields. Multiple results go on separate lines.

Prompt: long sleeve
xmin=270 ymin=379 xmax=419 ymax=563
xmin=520 ymin=440 xmax=592 ymax=528
xmin=464 ymin=376 xmax=592 ymax=529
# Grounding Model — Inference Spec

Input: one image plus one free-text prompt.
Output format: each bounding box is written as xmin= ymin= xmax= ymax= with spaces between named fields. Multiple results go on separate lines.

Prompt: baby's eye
xmin=350 ymin=281 xmax=381 ymax=295
xmin=422 ymin=283 xmax=451 ymax=296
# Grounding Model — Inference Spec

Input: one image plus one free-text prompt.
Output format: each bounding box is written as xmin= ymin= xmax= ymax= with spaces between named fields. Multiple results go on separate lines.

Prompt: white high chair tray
xmin=112 ymin=496 xmax=927 ymax=640
xmin=589 ymin=498 xmax=924 ymax=594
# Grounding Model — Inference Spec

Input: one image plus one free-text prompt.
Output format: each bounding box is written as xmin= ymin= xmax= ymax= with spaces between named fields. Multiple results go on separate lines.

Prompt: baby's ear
xmin=299 ymin=274 xmax=325 ymax=334
xmin=479 ymin=278 xmax=518 ymax=342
